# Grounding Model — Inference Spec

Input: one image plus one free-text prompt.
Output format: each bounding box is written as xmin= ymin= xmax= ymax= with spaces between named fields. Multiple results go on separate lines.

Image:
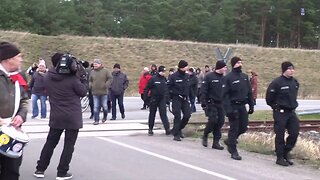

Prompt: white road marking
xmin=97 ymin=137 xmax=237 ymax=180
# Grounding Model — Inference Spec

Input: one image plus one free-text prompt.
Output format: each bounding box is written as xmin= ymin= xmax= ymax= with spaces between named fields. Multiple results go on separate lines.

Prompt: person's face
xmin=180 ymin=66 xmax=189 ymax=72
xmin=233 ymin=61 xmax=242 ymax=68
xmin=38 ymin=65 xmax=46 ymax=72
xmin=4 ymin=53 xmax=23 ymax=72
xmin=216 ymin=66 xmax=227 ymax=74
xmin=113 ymin=67 xmax=120 ymax=72
xmin=283 ymin=67 xmax=294 ymax=77
xmin=159 ymin=71 xmax=166 ymax=76
xmin=93 ymin=63 xmax=101 ymax=69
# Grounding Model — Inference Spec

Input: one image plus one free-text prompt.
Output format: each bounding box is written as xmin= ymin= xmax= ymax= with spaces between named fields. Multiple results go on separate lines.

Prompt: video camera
xmin=56 ymin=53 xmax=79 ymax=74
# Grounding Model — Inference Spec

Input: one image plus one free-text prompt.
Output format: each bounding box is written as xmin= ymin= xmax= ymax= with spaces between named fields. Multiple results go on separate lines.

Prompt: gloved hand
xmin=248 ymin=106 xmax=254 ymax=114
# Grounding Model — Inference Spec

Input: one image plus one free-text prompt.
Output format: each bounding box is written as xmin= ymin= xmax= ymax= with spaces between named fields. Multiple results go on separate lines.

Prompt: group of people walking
xmin=141 ymin=57 xmax=300 ymax=167
xmin=0 ymin=41 xmax=301 ymax=180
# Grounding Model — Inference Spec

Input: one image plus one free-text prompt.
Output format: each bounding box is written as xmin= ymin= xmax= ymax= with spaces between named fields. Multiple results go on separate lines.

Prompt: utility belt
xmin=231 ymin=100 xmax=247 ymax=105
xmin=175 ymin=95 xmax=188 ymax=101
xmin=274 ymin=107 xmax=295 ymax=113
xmin=207 ymin=99 xmax=222 ymax=105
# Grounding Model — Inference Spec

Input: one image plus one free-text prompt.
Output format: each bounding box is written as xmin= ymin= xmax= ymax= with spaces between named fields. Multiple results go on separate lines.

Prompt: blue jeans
xmin=31 ymin=94 xmax=47 ymax=118
xmin=93 ymin=95 xmax=109 ymax=121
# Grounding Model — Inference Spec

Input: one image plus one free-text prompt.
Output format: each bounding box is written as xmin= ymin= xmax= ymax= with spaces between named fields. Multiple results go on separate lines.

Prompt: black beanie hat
xmin=231 ymin=56 xmax=241 ymax=68
xmin=51 ymin=53 xmax=63 ymax=67
xmin=281 ymin=61 xmax=294 ymax=73
xmin=178 ymin=60 xmax=188 ymax=68
xmin=0 ymin=42 xmax=21 ymax=61
xmin=215 ymin=60 xmax=226 ymax=70
xmin=113 ymin=63 xmax=121 ymax=69
xmin=158 ymin=65 xmax=166 ymax=72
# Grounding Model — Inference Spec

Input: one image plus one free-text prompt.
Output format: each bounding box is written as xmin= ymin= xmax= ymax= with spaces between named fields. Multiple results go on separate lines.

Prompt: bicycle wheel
xmin=80 ymin=96 xmax=89 ymax=112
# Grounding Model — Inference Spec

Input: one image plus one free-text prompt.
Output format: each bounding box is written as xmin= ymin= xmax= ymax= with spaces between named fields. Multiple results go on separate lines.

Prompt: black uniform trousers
xmin=273 ymin=110 xmax=299 ymax=158
xmin=0 ymin=154 xmax=22 ymax=180
xmin=203 ymin=103 xmax=225 ymax=141
xmin=36 ymin=128 xmax=79 ymax=176
xmin=148 ymin=97 xmax=170 ymax=131
xmin=171 ymin=96 xmax=191 ymax=137
xmin=227 ymin=105 xmax=248 ymax=146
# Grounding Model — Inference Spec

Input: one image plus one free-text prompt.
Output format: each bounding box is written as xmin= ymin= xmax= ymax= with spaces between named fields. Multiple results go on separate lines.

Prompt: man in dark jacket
xmin=188 ymin=68 xmax=198 ymax=113
xmin=0 ymin=42 xmax=28 ymax=180
xmin=266 ymin=61 xmax=299 ymax=166
xmin=223 ymin=57 xmax=254 ymax=160
xmin=143 ymin=65 xmax=170 ymax=136
xmin=109 ymin=63 xmax=129 ymax=120
xmin=201 ymin=61 xmax=227 ymax=150
xmin=34 ymin=53 xmax=88 ymax=180
xmin=167 ymin=60 xmax=191 ymax=141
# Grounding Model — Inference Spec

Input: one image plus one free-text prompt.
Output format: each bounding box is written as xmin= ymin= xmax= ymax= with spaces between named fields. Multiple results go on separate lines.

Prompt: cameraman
xmin=34 ymin=53 xmax=88 ymax=179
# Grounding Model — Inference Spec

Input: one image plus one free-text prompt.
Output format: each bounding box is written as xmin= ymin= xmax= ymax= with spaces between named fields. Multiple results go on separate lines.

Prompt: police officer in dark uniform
xmin=167 ymin=60 xmax=191 ymax=141
xmin=201 ymin=61 xmax=227 ymax=150
xmin=223 ymin=57 xmax=254 ymax=160
xmin=266 ymin=61 xmax=299 ymax=166
xmin=143 ymin=65 xmax=170 ymax=136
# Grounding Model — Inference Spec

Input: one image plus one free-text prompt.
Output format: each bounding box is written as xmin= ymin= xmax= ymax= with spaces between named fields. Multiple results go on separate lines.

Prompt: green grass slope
xmin=1 ymin=30 xmax=320 ymax=98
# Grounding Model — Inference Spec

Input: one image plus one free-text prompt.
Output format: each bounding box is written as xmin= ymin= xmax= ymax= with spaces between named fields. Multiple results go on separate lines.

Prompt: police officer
xmin=143 ymin=65 xmax=170 ymax=136
xmin=201 ymin=61 xmax=227 ymax=150
xmin=266 ymin=61 xmax=299 ymax=166
xmin=223 ymin=57 xmax=254 ymax=160
xmin=167 ymin=60 xmax=191 ymax=141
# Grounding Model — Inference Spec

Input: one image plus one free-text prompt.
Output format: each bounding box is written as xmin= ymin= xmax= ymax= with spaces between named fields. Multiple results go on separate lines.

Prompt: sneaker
xmin=121 ymin=113 xmax=125 ymax=119
xmin=33 ymin=170 xmax=45 ymax=178
xmin=31 ymin=116 xmax=37 ymax=119
xmin=110 ymin=117 xmax=116 ymax=120
xmin=231 ymin=152 xmax=242 ymax=160
xmin=102 ymin=118 xmax=107 ymax=123
xmin=93 ymin=121 xmax=99 ymax=125
xmin=56 ymin=173 xmax=73 ymax=180
xmin=165 ymin=129 xmax=171 ymax=135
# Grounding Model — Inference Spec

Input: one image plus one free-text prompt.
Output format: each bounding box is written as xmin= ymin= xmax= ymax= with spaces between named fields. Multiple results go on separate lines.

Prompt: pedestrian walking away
xmin=167 ymin=60 xmax=192 ymax=141
xmin=249 ymin=70 xmax=258 ymax=105
xmin=266 ymin=61 xmax=299 ymax=166
xmin=201 ymin=60 xmax=227 ymax=150
xmin=34 ymin=53 xmax=88 ymax=180
xmin=143 ymin=65 xmax=171 ymax=136
xmin=0 ymin=42 xmax=29 ymax=180
xmin=109 ymin=63 xmax=129 ymax=120
xmin=223 ymin=56 xmax=254 ymax=160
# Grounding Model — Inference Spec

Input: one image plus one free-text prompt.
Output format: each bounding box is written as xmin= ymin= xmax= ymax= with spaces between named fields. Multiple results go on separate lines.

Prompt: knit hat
xmin=178 ymin=60 xmax=188 ymax=68
xmin=0 ymin=42 xmax=21 ymax=61
xmin=281 ymin=61 xmax=294 ymax=73
xmin=51 ymin=53 xmax=63 ymax=67
xmin=215 ymin=60 xmax=226 ymax=70
xmin=38 ymin=61 xmax=46 ymax=68
xmin=143 ymin=67 xmax=149 ymax=71
xmin=113 ymin=63 xmax=120 ymax=69
xmin=93 ymin=59 xmax=101 ymax=64
xmin=158 ymin=65 xmax=166 ymax=72
xmin=231 ymin=57 xmax=242 ymax=68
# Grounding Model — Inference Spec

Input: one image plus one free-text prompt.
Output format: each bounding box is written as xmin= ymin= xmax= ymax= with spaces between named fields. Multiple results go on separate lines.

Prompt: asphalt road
xmin=17 ymin=97 xmax=320 ymax=180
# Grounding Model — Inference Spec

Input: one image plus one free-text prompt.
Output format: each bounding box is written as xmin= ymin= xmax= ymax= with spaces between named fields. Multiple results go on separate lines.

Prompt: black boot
xmin=212 ymin=140 xmax=224 ymax=150
xmin=202 ymin=135 xmax=208 ymax=147
xmin=173 ymin=136 xmax=181 ymax=141
xmin=165 ymin=129 xmax=171 ymax=135
xmin=276 ymin=157 xmax=290 ymax=166
xmin=284 ymin=152 xmax=294 ymax=165
xmin=223 ymin=139 xmax=232 ymax=154
xmin=148 ymin=129 xmax=154 ymax=136
xmin=231 ymin=151 xmax=242 ymax=160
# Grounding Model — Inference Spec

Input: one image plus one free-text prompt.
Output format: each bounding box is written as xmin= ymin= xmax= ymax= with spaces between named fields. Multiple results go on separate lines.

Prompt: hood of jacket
xmin=47 ymin=67 xmax=71 ymax=81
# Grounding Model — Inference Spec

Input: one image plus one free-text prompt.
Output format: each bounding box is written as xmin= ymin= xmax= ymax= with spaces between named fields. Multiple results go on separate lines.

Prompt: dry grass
xmin=239 ymin=132 xmax=320 ymax=167
xmin=1 ymin=30 xmax=320 ymax=97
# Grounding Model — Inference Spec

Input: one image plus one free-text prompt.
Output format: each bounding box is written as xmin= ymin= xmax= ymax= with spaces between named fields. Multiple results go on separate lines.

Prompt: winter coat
xmin=0 ymin=69 xmax=28 ymax=121
xmin=110 ymin=71 xmax=129 ymax=95
xmin=89 ymin=67 xmax=113 ymax=96
xmin=139 ymin=72 xmax=152 ymax=94
xmin=44 ymin=68 xmax=87 ymax=129
xmin=29 ymin=71 xmax=47 ymax=96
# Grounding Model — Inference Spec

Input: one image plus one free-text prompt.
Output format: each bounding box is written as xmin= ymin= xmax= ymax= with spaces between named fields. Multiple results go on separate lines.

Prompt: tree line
xmin=1 ymin=0 xmax=319 ymax=49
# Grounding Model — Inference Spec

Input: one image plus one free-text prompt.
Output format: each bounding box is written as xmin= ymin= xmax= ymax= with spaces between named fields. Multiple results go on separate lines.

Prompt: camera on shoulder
xmin=56 ymin=53 xmax=79 ymax=74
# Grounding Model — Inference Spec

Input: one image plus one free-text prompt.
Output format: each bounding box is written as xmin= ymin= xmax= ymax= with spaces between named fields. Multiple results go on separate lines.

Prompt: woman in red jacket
xmin=139 ymin=67 xmax=152 ymax=109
